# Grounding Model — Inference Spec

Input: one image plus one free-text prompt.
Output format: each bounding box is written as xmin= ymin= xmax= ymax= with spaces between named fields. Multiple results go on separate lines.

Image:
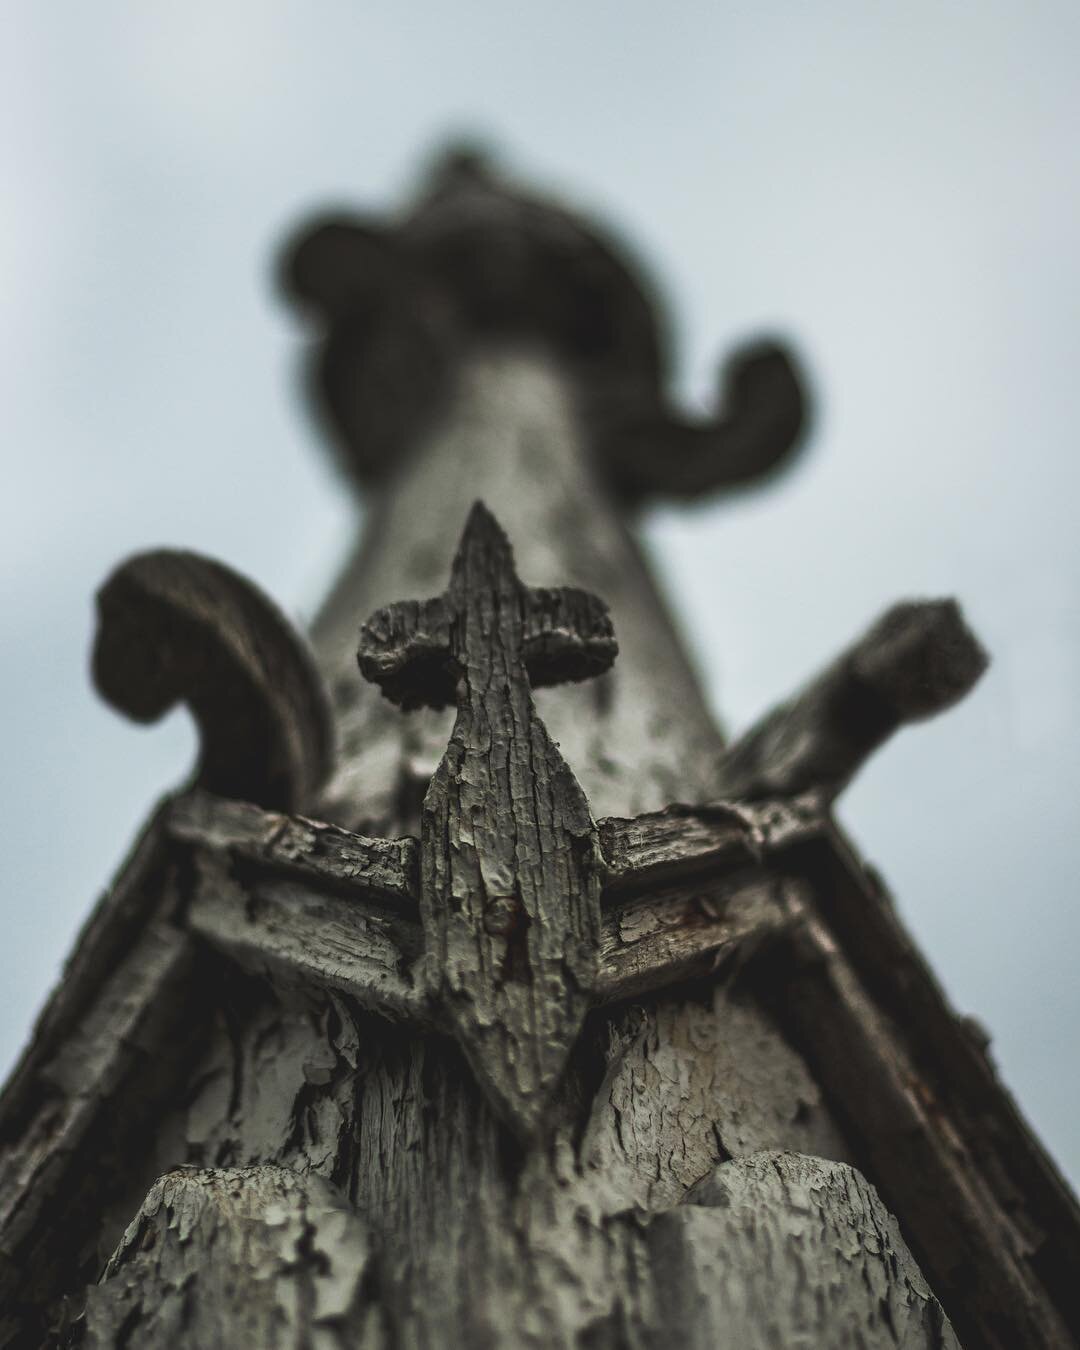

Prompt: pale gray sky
xmin=3 ymin=3 xmax=1078 ymax=1182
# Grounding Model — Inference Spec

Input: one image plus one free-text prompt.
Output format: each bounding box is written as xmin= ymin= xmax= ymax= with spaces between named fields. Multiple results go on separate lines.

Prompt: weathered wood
xmin=144 ymin=979 xmax=851 ymax=1348
xmin=777 ymin=825 xmax=1080 ymax=1346
xmin=5 ymin=144 xmax=1079 ymax=1350
xmin=167 ymin=789 xmax=818 ymax=911
xmin=0 ymin=911 xmax=203 ymax=1345
xmin=0 ymin=805 xmax=200 ymax=1345
xmin=9 ymin=780 xmax=1077 ymax=1345
xmin=618 ymin=1150 xmax=960 ymax=1348
xmin=78 ymin=1166 xmax=385 ymax=1348
xmin=0 ymin=919 xmax=191 ymax=1264
xmin=0 ymin=803 xmax=173 ymax=1144
xmin=169 ymin=790 xmax=418 ymax=912
xmin=186 ymin=852 xmax=426 ymax=1022
xmin=598 ymin=793 xmax=824 ymax=894
xmin=167 ymin=787 xmax=822 ymax=908
xmin=94 ymin=549 xmax=332 ymax=811
xmin=758 ymin=905 xmax=1071 ymax=1349
xmin=287 ymin=161 xmax=800 ymax=833
xmin=716 ymin=598 xmax=988 ymax=802
xmin=358 ymin=503 xmax=614 ymax=1138
xmin=180 ymin=830 xmax=790 ymax=1017
xmin=594 ymin=872 xmax=791 ymax=1002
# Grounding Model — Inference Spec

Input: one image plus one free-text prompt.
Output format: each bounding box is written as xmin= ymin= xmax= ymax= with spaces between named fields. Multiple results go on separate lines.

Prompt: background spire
xmin=280 ymin=145 xmax=810 ymax=504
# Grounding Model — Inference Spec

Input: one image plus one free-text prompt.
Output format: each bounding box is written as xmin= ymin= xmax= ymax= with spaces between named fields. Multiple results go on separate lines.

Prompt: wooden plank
xmin=186 ymin=853 xmax=426 ymax=1023
xmin=596 ymin=871 xmax=790 ymax=1002
xmin=760 ymin=908 xmax=1072 ymax=1350
xmin=169 ymin=791 xmax=418 ymax=910
xmin=783 ymin=825 xmax=1080 ymax=1344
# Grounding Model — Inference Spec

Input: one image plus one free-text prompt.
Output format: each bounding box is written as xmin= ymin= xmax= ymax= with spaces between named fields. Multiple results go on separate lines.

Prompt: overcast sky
xmin=3 ymin=3 xmax=1078 ymax=1184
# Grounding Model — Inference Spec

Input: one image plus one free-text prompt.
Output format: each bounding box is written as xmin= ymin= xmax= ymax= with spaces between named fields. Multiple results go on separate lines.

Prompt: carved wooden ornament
xmin=358 ymin=502 xmax=617 ymax=1136
xmin=93 ymin=549 xmax=332 ymax=811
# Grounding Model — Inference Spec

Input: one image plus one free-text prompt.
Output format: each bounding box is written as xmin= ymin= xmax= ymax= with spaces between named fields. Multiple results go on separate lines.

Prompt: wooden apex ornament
xmin=357 ymin=501 xmax=616 ymax=1137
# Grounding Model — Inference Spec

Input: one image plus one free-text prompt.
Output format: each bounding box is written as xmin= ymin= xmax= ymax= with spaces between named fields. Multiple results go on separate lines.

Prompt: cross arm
xmin=356 ymin=595 xmax=454 ymax=708
xmin=521 ymin=585 xmax=618 ymax=687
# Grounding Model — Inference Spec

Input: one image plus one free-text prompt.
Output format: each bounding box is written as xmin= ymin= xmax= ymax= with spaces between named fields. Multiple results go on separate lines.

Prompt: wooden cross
xmin=357 ymin=501 xmax=617 ymax=1138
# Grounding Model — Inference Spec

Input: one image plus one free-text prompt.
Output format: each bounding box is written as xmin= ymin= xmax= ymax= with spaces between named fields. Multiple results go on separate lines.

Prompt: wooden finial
xmin=281 ymin=147 xmax=808 ymax=504
xmin=357 ymin=502 xmax=617 ymax=1137
xmin=595 ymin=340 xmax=808 ymax=502
xmin=93 ymin=550 xmax=332 ymax=812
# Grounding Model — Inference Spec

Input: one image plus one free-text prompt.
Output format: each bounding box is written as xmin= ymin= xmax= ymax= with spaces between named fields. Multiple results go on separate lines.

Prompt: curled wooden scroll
xmin=93 ymin=550 xmax=332 ymax=811
xmin=593 ymin=340 xmax=808 ymax=502
xmin=715 ymin=598 xmax=989 ymax=803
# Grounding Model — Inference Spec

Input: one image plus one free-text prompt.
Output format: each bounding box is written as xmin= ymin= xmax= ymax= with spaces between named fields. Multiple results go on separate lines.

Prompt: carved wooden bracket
xmin=357 ymin=502 xmax=617 ymax=1137
xmin=93 ymin=550 xmax=332 ymax=812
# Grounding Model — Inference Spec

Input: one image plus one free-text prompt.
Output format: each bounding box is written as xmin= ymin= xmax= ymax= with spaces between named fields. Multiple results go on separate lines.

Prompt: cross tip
xmin=463 ymin=498 xmax=501 ymax=532
xmin=456 ymin=500 xmax=516 ymax=566
xmin=422 ymin=138 xmax=500 ymax=197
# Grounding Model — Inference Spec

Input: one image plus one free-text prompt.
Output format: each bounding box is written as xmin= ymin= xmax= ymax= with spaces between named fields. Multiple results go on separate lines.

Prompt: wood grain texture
xmin=78 ymin=1166 xmax=385 ymax=1348
xmin=162 ymin=785 xmax=1080 ymax=1343
xmin=169 ymin=791 xmax=418 ymax=912
xmin=9 ymin=785 xmax=1078 ymax=1346
xmin=771 ymin=827 xmax=1080 ymax=1348
xmin=759 ymin=908 xmax=1072 ymax=1349
xmin=180 ymin=829 xmax=791 ymax=1019
xmin=0 ymin=806 xmax=204 ymax=1345
xmin=622 ymin=1150 xmax=960 ymax=1349
xmin=186 ymin=852 xmax=426 ymax=1022
xmin=94 ymin=549 xmax=332 ymax=811
xmin=141 ymin=977 xmax=852 ymax=1349
xmin=6 ymin=142 xmax=1078 ymax=1350
xmin=310 ymin=351 xmax=731 ymax=835
xmin=594 ymin=872 xmax=792 ymax=1003
xmin=598 ymin=793 xmax=824 ymax=895
xmin=358 ymin=503 xmax=614 ymax=1138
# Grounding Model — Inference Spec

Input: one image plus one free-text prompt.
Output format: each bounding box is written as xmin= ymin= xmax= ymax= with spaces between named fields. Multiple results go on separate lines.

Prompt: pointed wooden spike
xmin=357 ymin=502 xmax=613 ymax=1137
xmin=93 ymin=550 xmax=333 ymax=811
xmin=447 ymin=498 xmax=516 ymax=589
